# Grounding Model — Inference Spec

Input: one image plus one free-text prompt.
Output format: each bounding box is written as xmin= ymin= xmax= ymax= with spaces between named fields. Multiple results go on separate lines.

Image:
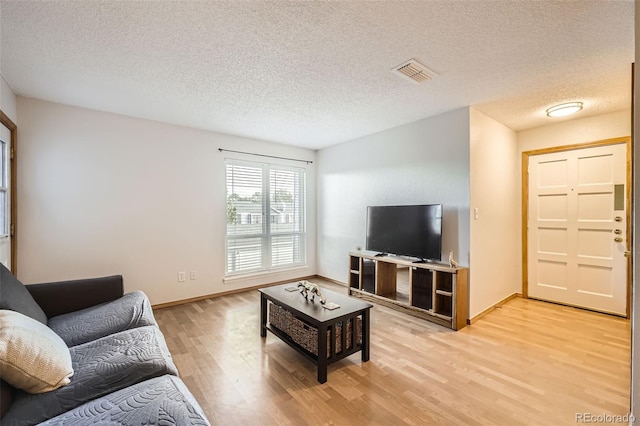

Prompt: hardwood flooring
xmin=154 ymin=278 xmax=631 ymax=425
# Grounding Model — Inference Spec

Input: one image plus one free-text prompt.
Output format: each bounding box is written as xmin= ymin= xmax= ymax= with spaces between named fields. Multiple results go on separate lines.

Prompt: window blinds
xmin=225 ymin=160 xmax=306 ymax=275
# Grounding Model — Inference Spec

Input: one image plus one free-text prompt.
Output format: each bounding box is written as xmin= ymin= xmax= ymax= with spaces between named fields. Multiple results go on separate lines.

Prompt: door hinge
xmin=9 ymin=147 xmax=14 ymax=160
xmin=10 ymin=223 xmax=14 ymax=236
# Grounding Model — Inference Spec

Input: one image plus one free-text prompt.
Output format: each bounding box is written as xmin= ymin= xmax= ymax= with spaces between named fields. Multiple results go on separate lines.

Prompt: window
xmin=225 ymin=159 xmax=306 ymax=275
xmin=0 ymin=140 xmax=7 ymax=237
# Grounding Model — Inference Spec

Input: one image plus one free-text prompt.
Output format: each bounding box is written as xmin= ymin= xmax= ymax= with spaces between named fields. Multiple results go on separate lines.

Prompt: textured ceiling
xmin=0 ymin=1 xmax=634 ymax=149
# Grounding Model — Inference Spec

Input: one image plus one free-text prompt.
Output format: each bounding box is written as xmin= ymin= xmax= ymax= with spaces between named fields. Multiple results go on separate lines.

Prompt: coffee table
xmin=260 ymin=283 xmax=372 ymax=383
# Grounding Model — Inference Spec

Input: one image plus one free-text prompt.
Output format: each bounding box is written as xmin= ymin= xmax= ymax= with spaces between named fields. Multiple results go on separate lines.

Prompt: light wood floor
xmin=154 ymin=278 xmax=631 ymax=426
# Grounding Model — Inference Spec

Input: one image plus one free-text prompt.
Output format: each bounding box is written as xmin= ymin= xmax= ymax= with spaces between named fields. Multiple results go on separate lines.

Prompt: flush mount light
xmin=546 ymin=102 xmax=583 ymax=117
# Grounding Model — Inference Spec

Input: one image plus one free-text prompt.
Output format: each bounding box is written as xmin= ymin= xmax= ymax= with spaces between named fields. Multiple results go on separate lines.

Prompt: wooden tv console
xmin=348 ymin=251 xmax=468 ymax=330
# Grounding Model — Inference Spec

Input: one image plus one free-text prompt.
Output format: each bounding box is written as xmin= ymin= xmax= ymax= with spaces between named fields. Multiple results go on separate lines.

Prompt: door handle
xmin=615 ymin=216 xmax=623 ymax=222
xmin=614 ymin=229 xmax=622 ymax=234
xmin=614 ymin=237 xmax=623 ymax=243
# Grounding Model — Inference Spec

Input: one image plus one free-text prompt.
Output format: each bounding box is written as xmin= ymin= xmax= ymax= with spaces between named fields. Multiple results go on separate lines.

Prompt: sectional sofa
xmin=0 ymin=263 xmax=210 ymax=425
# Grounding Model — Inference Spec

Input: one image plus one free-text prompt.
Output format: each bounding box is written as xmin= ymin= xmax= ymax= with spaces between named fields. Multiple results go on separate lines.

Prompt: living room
xmin=0 ymin=1 xmax=637 ymax=424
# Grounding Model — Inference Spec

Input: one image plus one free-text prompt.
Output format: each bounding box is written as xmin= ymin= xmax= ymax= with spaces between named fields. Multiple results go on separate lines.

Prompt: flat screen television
xmin=366 ymin=204 xmax=442 ymax=261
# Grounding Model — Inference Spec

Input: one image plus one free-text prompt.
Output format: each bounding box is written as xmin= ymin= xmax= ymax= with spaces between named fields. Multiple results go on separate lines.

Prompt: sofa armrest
xmin=26 ymin=275 xmax=124 ymax=318
xmin=0 ymin=379 xmax=14 ymax=420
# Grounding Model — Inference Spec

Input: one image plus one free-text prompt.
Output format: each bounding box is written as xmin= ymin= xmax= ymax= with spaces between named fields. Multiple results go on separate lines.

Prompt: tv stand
xmin=348 ymin=251 xmax=468 ymax=330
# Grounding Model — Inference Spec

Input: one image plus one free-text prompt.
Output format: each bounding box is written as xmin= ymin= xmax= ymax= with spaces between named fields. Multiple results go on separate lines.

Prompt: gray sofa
xmin=0 ymin=263 xmax=210 ymax=425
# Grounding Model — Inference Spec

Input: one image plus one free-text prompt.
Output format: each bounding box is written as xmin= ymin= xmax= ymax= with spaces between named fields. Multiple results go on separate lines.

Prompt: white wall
xmin=469 ymin=108 xmax=519 ymax=318
xmin=316 ymin=108 xmax=470 ymax=283
xmin=1 ymin=75 xmax=16 ymax=123
xmin=0 ymin=3 xmax=13 ymax=122
xmin=518 ymin=110 xmax=631 ymax=153
xmin=16 ymin=97 xmax=317 ymax=305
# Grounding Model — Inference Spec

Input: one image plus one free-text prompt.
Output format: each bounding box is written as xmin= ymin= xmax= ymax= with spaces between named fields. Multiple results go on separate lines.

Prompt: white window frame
xmin=225 ymin=159 xmax=307 ymax=277
xmin=0 ymin=140 xmax=7 ymax=238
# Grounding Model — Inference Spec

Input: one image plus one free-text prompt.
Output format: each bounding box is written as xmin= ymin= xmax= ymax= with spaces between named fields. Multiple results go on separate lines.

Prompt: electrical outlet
xmin=190 ymin=271 xmax=197 ymax=280
xmin=178 ymin=272 xmax=186 ymax=282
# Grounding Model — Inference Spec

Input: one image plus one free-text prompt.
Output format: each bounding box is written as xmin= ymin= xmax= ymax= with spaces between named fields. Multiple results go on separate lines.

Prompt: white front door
xmin=527 ymin=143 xmax=628 ymax=315
xmin=0 ymin=122 xmax=10 ymax=269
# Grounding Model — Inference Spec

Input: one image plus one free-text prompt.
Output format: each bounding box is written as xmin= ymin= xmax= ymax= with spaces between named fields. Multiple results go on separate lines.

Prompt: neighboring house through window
xmin=225 ymin=159 xmax=306 ymax=275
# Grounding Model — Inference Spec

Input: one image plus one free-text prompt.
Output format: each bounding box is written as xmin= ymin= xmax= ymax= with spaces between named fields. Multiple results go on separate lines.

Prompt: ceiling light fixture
xmin=546 ymin=102 xmax=583 ymax=117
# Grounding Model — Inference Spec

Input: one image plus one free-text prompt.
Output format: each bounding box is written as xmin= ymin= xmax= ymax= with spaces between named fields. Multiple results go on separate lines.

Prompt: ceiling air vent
xmin=392 ymin=59 xmax=437 ymax=83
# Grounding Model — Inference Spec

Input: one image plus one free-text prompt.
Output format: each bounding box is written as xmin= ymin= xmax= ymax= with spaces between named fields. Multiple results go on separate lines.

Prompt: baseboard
xmin=151 ymin=274 xmax=317 ymax=309
xmin=468 ymin=292 xmax=521 ymax=325
xmin=314 ymin=275 xmax=348 ymax=287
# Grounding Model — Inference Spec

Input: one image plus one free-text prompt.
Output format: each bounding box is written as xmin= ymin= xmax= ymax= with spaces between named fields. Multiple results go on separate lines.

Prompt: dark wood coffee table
xmin=260 ymin=283 xmax=372 ymax=383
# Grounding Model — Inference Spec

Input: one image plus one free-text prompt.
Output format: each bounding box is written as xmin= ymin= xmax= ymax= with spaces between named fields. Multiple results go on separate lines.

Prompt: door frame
xmin=0 ymin=109 xmax=17 ymax=273
xmin=522 ymin=136 xmax=632 ymax=317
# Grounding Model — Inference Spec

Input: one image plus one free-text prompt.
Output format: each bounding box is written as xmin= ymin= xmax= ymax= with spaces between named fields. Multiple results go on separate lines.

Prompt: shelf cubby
xmin=436 ymin=271 xmax=453 ymax=293
xmin=410 ymin=267 xmax=433 ymax=310
xmin=361 ymin=259 xmax=376 ymax=294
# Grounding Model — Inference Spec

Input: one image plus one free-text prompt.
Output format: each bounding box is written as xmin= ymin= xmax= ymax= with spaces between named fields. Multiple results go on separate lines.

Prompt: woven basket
xmin=268 ymin=302 xmax=362 ymax=357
